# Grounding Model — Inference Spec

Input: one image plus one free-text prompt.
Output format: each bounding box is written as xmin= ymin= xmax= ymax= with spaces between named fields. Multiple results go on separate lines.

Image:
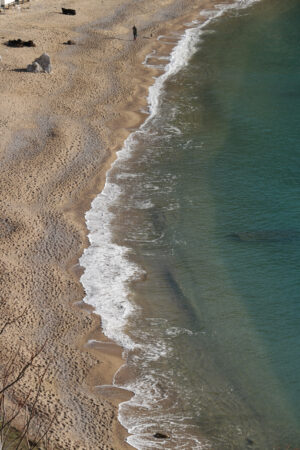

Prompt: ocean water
xmin=80 ymin=0 xmax=300 ymax=448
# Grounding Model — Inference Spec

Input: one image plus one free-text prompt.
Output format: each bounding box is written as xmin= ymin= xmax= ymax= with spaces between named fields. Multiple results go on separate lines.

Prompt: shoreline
xmin=0 ymin=0 xmax=238 ymax=447
xmin=78 ymin=1 xmax=263 ymax=448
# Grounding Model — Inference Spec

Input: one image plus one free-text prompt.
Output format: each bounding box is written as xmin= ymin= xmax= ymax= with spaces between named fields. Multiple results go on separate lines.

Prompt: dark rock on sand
xmin=64 ymin=40 xmax=76 ymax=45
xmin=6 ymin=39 xmax=35 ymax=47
xmin=153 ymin=432 xmax=170 ymax=439
xmin=228 ymin=231 xmax=300 ymax=243
xmin=61 ymin=7 xmax=76 ymax=15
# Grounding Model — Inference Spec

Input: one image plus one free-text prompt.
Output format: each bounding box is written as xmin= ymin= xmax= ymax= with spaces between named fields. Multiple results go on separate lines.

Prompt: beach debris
xmin=27 ymin=53 xmax=51 ymax=73
xmin=6 ymin=38 xmax=35 ymax=47
xmin=61 ymin=7 xmax=76 ymax=15
xmin=227 ymin=230 xmax=300 ymax=243
xmin=153 ymin=432 xmax=169 ymax=439
xmin=64 ymin=39 xmax=76 ymax=45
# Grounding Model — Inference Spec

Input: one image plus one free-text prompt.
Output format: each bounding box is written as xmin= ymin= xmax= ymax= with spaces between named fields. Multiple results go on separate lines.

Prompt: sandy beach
xmin=0 ymin=0 xmax=231 ymax=447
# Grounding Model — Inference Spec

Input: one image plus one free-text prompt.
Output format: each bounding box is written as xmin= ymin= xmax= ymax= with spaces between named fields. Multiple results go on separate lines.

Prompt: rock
xmin=27 ymin=53 xmax=51 ymax=73
xmin=6 ymin=38 xmax=35 ymax=47
xmin=246 ymin=437 xmax=254 ymax=446
xmin=7 ymin=39 xmax=23 ymax=47
xmin=27 ymin=61 xmax=43 ymax=73
xmin=65 ymin=39 xmax=76 ymax=45
xmin=34 ymin=53 xmax=51 ymax=73
xmin=61 ymin=7 xmax=76 ymax=15
xmin=153 ymin=432 xmax=169 ymax=439
xmin=23 ymin=40 xmax=35 ymax=47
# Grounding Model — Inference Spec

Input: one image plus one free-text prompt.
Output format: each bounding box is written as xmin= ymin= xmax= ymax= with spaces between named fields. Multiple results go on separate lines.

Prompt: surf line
xmin=79 ymin=0 xmax=261 ymax=448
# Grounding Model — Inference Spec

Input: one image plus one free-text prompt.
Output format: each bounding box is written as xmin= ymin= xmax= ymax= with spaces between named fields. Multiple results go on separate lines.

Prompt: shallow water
xmin=81 ymin=0 xmax=300 ymax=447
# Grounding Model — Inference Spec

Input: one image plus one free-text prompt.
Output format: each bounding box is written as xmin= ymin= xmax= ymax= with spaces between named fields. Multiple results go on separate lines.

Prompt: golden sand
xmin=0 ymin=0 xmax=231 ymax=447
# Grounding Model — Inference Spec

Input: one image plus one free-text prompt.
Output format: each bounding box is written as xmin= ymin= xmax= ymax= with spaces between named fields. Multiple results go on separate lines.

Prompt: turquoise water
xmin=81 ymin=0 xmax=300 ymax=447
xmin=120 ymin=0 xmax=300 ymax=447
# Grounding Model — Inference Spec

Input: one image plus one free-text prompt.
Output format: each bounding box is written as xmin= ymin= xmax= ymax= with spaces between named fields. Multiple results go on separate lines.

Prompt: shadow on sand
xmin=11 ymin=68 xmax=28 ymax=72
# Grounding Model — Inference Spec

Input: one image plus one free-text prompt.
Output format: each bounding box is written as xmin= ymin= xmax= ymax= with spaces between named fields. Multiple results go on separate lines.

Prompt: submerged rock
xmin=153 ymin=432 xmax=170 ymax=439
xmin=228 ymin=231 xmax=300 ymax=243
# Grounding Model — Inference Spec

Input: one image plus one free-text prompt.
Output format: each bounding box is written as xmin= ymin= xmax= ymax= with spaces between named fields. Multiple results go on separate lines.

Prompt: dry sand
xmin=0 ymin=0 xmax=231 ymax=447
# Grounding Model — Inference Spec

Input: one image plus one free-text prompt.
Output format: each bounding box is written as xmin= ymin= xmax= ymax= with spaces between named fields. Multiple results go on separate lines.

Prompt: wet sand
xmin=0 ymin=0 xmax=233 ymax=447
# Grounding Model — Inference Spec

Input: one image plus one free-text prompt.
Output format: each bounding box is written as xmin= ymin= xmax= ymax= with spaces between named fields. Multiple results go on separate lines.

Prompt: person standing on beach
xmin=132 ymin=25 xmax=137 ymax=41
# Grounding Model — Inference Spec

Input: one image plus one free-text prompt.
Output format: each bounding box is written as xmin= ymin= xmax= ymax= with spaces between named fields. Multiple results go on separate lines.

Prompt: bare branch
xmin=0 ymin=340 xmax=47 ymax=396
xmin=0 ymin=310 xmax=55 ymax=449
xmin=0 ymin=390 xmax=32 ymax=433
xmin=29 ymin=410 xmax=57 ymax=450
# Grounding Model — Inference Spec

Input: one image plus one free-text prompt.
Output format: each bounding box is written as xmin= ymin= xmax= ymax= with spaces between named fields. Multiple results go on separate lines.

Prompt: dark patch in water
xmin=151 ymin=210 xmax=166 ymax=235
xmin=162 ymin=267 xmax=199 ymax=329
xmin=246 ymin=437 xmax=254 ymax=446
xmin=227 ymin=231 xmax=300 ymax=243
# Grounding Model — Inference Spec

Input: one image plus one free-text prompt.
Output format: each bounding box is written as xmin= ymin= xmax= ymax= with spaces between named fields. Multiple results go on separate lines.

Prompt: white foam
xmin=80 ymin=0 xmax=261 ymax=448
xmin=165 ymin=327 xmax=194 ymax=337
xmin=80 ymin=181 xmax=143 ymax=350
xmin=87 ymin=339 xmax=113 ymax=345
xmin=160 ymin=125 xmax=182 ymax=136
xmin=132 ymin=199 xmax=154 ymax=210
